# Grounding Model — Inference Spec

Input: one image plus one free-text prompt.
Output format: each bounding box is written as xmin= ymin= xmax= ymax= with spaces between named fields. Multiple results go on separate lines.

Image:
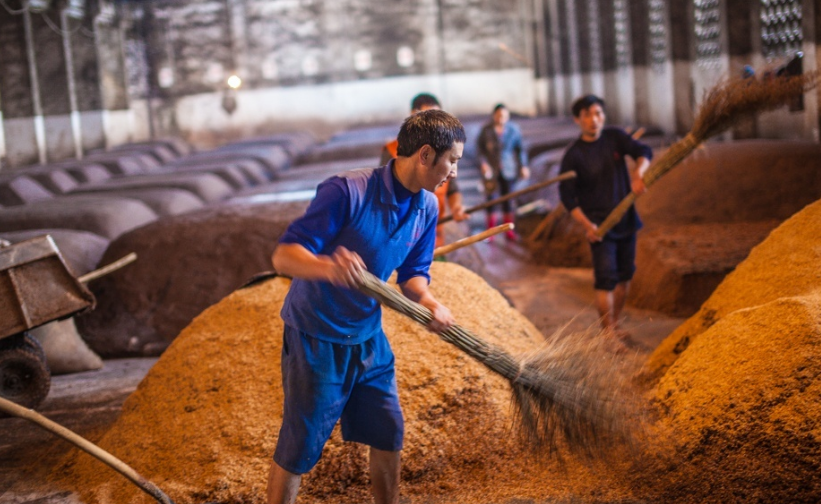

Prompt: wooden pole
xmin=0 ymin=396 xmax=176 ymax=504
xmin=438 ymin=171 xmax=576 ymax=224
xmin=433 ymin=223 xmax=513 ymax=258
xmin=78 ymin=253 xmax=137 ymax=284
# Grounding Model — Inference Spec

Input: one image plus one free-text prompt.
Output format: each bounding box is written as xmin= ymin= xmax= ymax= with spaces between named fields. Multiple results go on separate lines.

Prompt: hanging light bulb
xmin=226 ymin=74 xmax=242 ymax=90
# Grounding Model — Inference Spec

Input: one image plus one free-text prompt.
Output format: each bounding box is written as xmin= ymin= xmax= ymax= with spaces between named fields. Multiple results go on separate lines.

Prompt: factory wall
xmin=1 ymin=0 xmax=819 ymax=169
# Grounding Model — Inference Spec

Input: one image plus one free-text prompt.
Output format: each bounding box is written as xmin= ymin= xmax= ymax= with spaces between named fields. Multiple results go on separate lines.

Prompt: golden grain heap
xmin=635 ymin=198 xmax=821 ymax=504
xmin=646 ymin=198 xmax=821 ymax=380
xmin=55 ymin=262 xmax=636 ymax=504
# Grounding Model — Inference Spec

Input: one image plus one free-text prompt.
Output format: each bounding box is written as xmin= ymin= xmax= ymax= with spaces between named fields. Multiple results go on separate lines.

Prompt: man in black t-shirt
xmin=558 ymin=95 xmax=652 ymax=336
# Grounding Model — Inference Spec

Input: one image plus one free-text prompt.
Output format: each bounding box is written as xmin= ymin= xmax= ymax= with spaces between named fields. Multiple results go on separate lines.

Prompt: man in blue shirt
xmin=477 ymin=103 xmax=530 ymax=241
xmin=558 ymin=95 xmax=652 ymax=337
xmin=267 ymin=109 xmax=466 ymax=504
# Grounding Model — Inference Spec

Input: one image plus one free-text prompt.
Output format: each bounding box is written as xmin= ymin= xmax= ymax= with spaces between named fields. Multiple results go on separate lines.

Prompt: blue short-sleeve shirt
xmin=279 ymin=161 xmax=438 ymax=344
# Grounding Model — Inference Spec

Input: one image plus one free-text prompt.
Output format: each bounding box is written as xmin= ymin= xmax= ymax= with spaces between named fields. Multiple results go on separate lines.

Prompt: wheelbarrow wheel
xmin=0 ymin=332 xmax=51 ymax=411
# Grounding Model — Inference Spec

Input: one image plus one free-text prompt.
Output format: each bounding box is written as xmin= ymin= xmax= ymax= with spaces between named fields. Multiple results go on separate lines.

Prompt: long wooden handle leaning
xmin=78 ymin=252 xmax=138 ymax=284
xmin=0 ymin=396 xmax=176 ymax=504
xmin=438 ymin=171 xmax=576 ymax=224
xmin=433 ymin=223 xmax=513 ymax=258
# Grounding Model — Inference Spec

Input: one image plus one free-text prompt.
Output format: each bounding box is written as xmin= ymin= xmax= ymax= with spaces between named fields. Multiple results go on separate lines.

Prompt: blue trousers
xmin=273 ymin=325 xmax=404 ymax=474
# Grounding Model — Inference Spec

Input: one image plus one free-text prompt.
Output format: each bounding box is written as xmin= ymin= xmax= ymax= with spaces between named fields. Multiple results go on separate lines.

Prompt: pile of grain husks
xmin=629 ymin=220 xmax=780 ymax=317
xmin=645 ymin=199 xmax=821 ymax=381
xmin=55 ymin=262 xmax=636 ymax=504
xmin=77 ymin=200 xmax=309 ymax=358
xmin=632 ymin=199 xmax=821 ymax=503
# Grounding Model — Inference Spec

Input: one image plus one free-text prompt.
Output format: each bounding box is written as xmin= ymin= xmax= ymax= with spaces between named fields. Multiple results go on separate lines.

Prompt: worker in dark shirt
xmin=558 ymin=95 xmax=652 ymax=337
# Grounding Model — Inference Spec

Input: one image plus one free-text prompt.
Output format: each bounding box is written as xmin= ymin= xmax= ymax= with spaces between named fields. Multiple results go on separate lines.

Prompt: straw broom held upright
xmin=595 ymin=71 xmax=818 ymax=238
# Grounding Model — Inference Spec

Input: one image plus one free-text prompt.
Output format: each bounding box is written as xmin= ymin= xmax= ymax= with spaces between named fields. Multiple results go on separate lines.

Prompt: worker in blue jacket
xmin=267 ymin=109 xmax=466 ymax=504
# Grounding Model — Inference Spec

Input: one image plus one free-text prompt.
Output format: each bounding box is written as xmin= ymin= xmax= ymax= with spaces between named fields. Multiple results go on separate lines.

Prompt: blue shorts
xmin=273 ymin=325 xmax=404 ymax=474
xmin=590 ymin=234 xmax=637 ymax=291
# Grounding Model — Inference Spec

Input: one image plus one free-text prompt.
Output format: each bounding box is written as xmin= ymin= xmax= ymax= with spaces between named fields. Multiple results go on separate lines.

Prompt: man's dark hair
xmin=571 ymin=95 xmax=606 ymax=117
xmin=493 ymin=103 xmax=507 ymax=112
xmin=410 ymin=93 xmax=441 ymax=112
xmin=397 ymin=109 xmax=466 ymax=162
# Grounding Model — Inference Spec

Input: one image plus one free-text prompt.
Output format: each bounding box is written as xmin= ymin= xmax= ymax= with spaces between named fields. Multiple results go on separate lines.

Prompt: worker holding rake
xmin=559 ymin=95 xmax=652 ymax=338
xmin=268 ymin=109 xmax=465 ymax=504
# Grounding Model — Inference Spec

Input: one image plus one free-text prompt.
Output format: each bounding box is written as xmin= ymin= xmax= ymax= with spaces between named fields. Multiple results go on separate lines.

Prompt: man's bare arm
xmin=569 ymin=207 xmax=602 ymax=243
xmin=400 ymin=276 xmax=455 ymax=333
xmin=272 ymin=243 xmax=365 ymax=289
xmin=630 ymin=156 xmax=651 ymax=194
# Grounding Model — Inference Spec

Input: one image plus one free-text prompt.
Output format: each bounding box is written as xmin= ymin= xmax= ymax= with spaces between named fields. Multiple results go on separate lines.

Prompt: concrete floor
xmin=0 ymin=226 xmax=683 ymax=504
xmin=478 ymin=238 xmax=683 ymax=349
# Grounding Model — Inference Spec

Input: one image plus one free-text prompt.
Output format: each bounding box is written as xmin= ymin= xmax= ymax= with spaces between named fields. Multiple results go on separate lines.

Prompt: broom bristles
xmin=356 ymin=271 xmax=642 ymax=457
xmin=596 ymin=70 xmax=819 ymax=237
xmin=692 ymin=71 xmax=817 ymax=140
xmin=509 ymin=328 xmax=644 ymax=457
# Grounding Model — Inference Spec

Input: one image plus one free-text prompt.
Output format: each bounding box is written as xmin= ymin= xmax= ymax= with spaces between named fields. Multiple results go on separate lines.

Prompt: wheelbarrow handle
xmin=0 ymin=396 xmax=175 ymax=504
xmin=78 ymin=252 xmax=137 ymax=284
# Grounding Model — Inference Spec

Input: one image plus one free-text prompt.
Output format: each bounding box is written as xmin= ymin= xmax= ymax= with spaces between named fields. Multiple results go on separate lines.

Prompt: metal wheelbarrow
xmin=0 ymin=235 xmax=135 ymax=409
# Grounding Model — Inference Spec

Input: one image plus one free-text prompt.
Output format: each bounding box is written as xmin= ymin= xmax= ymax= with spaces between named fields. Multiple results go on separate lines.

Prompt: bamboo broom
xmin=595 ymin=72 xmax=818 ymax=238
xmin=355 ymin=270 xmax=638 ymax=455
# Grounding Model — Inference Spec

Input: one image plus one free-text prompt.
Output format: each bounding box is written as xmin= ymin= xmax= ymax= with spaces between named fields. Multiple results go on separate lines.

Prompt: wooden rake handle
xmin=0 ymin=396 xmax=176 ymax=504
xmin=78 ymin=252 xmax=138 ymax=284
xmin=594 ymin=133 xmax=699 ymax=239
xmin=433 ymin=223 xmax=513 ymax=258
xmin=438 ymin=171 xmax=576 ymax=224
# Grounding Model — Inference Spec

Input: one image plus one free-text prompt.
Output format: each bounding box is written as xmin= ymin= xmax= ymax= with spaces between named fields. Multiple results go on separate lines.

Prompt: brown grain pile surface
xmin=522 ymin=210 xmax=593 ymax=268
xmin=645 ymin=198 xmax=821 ymax=380
xmin=639 ymin=290 xmax=821 ymax=503
xmin=629 ymin=198 xmax=821 ymax=503
xmin=77 ymin=200 xmax=309 ymax=358
xmin=629 ymin=220 xmax=780 ymax=317
xmin=55 ymin=262 xmax=636 ymax=504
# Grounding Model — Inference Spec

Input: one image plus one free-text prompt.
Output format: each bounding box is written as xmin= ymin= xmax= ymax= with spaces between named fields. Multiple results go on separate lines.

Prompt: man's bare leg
xmin=595 ymin=289 xmax=616 ymax=331
xmin=267 ymin=461 xmax=301 ymax=504
xmin=612 ymin=281 xmax=630 ymax=330
xmin=369 ymin=447 xmax=400 ymax=504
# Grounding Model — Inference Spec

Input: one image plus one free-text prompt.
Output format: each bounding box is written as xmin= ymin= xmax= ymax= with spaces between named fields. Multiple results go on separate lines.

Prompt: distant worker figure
xmin=558 ymin=95 xmax=652 ymax=337
xmin=381 ymin=93 xmax=467 ymax=248
xmin=477 ymin=103 xmax=530 ymax=241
